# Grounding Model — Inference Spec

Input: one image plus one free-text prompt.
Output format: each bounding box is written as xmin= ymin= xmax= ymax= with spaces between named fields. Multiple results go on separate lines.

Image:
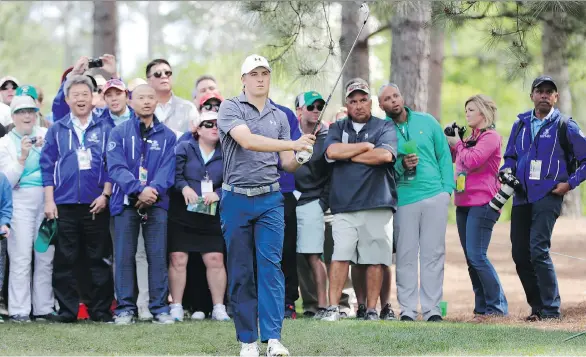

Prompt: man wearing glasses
xmin=145 ymin=59 xmax=199 ymax=135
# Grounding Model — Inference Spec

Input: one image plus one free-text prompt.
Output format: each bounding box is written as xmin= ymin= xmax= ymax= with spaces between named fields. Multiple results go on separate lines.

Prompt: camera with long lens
xmin=489 ymin=170 xmax=523 ymax=211
xmin=444 ymin=122 xmax=467 ymax=139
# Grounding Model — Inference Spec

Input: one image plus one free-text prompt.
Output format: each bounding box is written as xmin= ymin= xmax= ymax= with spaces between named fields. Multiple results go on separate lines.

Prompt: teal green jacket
xmin=386 ymin=107 xmax=454 ymax=206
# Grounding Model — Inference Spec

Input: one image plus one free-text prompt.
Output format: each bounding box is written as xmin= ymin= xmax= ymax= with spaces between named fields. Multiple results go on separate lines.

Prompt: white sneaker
xmin=191 ymin=311 xmax=206 ymax=320
xmin=153 ymin=312 xmax=175 ymax=325
xmin=240 ymin=342 xmax=260 ymax=357
xmin=211 ymin=305 xmax=231 ymax=321
xmin=267 ymin=339 xmax=289 ymax=357
xmin=138 ymin=306 xmax=153 ymax=321
xmin=114 ymin=312 xmax=135 ymax=325
xmin=321 ymin=305 xmax=340 ymax=321
xmin=170 ymin=303 xmax=184 ymax=322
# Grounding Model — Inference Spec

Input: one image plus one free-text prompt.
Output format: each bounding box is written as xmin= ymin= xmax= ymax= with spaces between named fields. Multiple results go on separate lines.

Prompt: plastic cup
xmin=440 ymin=301 xmax=448 ymax=317
xmin=403 ymin=140 xmax=418 ymax=155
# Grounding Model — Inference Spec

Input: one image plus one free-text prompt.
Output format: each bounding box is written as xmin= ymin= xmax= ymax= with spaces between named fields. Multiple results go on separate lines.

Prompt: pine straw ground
xmin=387 ymin=217 xmax=586 ymax=332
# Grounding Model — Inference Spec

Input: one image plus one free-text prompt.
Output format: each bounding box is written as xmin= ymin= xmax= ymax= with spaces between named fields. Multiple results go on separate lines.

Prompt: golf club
xmin=296 ymin=2 xmax=370 ymax=164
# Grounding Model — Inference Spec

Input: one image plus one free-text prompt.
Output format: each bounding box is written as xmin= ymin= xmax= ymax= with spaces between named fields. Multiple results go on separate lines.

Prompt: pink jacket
xmin=451 ymin=129 xmax=502 ymax=207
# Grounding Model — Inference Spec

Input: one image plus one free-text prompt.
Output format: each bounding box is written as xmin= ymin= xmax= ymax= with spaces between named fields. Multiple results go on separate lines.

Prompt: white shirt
xmin=0 ymin=103 xmax=12 ymax=127
xmin=71 ymin=115 xmax=92 ymax=146
xmin=352 ymin=122 xmax=366 ymax=132
xmin=155 ymin=96 xmax=173 ymax=123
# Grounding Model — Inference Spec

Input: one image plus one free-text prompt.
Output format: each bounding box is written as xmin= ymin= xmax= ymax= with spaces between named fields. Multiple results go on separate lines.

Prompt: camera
xmin=88 ymin=58 xmax=103 ymax=69
xmin=30 ymin=137 xmax=37 ymax=145
xmin=489 ymin=170 xmax=523 ymax=211
xmin=444 ymin=122 xmax=467 ymax=139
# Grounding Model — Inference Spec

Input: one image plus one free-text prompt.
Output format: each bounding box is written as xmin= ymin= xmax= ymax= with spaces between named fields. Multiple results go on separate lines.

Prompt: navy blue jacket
xmin=501 ymin=109 xmax=586 ymax=205
xmin=272 ymin=100 xmax=301 ymax=193
xmin=325 ymin=116 xmax=398 ymax=214
xmin=169 ymin=136 xmax=223 ymax=226
xmin=0 ymin=172 xmax=12 ymax=227
xmin=40 ymin=114 xmax=112 ymax=204
xmin=106 ymin=115 xmax=177 ymax=216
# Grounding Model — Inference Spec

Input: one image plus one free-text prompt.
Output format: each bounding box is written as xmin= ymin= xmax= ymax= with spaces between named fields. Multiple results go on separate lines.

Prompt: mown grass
xmin=1 ymin=318 xmax=586 ymax=355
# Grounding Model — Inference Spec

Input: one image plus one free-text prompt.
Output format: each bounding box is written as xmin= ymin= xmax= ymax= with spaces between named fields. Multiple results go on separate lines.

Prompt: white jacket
xmin=0 ymin=126 xmax=48 ymax=188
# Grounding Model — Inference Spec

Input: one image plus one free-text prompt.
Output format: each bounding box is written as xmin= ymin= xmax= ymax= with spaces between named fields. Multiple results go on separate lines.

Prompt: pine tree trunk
xmin=92 ymin=0 xmax=118 ymax=63
xmin=340 ymin=0 xmax=369 ymax=101
xmin=147 ymin=1 xmax=159 ymax=61
xmin=390 ymin=2 xmax=432 ymax=112
xmin=427 ymin=4 xmax=444 ymax=121
xmin=542 ymin=13 xmax=582 ymax=217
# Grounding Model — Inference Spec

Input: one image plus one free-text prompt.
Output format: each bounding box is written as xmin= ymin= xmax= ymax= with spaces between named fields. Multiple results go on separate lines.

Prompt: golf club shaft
xmin=311 ymin=12 xmax=370 ymax=135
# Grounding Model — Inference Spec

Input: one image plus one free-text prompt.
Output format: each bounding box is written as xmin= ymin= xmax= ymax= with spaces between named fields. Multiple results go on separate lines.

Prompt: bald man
xmin=107 ymin=84 xmax=178 ymax=325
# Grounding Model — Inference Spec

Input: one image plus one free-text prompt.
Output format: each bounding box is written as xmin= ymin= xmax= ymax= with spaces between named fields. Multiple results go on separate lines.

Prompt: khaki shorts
xmin=296 ymin=199 xmax=325 ymax=254
xmin=331 ymin=209 xmax=394 ymax=265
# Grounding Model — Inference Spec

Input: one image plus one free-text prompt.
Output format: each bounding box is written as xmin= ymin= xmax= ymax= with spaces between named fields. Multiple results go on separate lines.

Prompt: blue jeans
xmin=456 ymin=204 xmax=508 ymax=315
xmin=220 ymin=190 xmax=285 ymax=343
xmin=511 ymin=194 xmax=562 ymax=317
xmin=114 ymin=207 xmax=169 ymax=317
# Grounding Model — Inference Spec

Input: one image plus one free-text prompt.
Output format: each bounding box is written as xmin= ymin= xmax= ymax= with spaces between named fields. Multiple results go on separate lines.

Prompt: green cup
xmin=403 ymin=140 xmax=418 ymax=155
xmin=440 ymin=301 xmax=448 ymax=317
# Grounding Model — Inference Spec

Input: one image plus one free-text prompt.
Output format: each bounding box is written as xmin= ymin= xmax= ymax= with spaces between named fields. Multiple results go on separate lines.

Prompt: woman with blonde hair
xmin=446 ymin=94 xmax=508 ymax=322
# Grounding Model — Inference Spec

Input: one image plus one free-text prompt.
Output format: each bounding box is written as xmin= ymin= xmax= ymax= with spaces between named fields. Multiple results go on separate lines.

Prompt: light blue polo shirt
xmin=531 ymin=107 xmax=554 ymax=139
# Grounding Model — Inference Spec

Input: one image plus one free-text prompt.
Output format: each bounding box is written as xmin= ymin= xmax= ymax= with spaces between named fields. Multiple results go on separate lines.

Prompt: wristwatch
xmin=102 ymin=193 xmax=111 ymax=200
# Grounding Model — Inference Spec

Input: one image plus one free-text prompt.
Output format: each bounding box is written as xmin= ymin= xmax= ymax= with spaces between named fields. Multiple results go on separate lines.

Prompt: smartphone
xmin=88 ymin=58 xmax=103 ymax=69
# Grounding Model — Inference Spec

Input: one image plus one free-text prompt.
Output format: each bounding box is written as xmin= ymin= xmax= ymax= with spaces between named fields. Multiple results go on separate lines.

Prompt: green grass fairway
xmin=1 ymin=319 xmax=586 ymax=355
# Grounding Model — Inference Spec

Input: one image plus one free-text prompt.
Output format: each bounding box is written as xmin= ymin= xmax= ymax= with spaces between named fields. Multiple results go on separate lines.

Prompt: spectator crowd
xmin=0 ymin=52 xmax=585 ymax=356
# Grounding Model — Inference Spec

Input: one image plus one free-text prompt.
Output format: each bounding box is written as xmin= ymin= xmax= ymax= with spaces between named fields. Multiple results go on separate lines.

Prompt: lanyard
xmin=73 ymin=123 xmax=89 ymax=148
xmin=395 ymin=122 xmax=409 ymax=142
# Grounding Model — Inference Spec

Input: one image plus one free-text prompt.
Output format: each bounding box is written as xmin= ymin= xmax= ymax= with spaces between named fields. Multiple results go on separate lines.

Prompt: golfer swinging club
xmin=217 ymin=54 xmax=315 ymax=357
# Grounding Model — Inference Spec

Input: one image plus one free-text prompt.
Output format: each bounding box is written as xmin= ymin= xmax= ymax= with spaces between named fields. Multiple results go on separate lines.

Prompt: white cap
xmin=241 ymin=54 xmax=271 ymax=76
xmin=10 ymin=95 xmax=38 ymax=114
xmin=194 ymin=110 xmax=218 ymax=128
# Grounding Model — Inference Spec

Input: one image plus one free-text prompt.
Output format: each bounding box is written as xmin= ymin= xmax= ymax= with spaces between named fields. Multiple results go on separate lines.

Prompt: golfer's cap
xmin=531 ymin=76 xmax=557 ymax=92
xmin=193 ymin=110 xmax=218 ymax=128
xmin=16 ymin=85 xmax=38 ymax=100
xmin=0 ymin=76 xmax=19 ymax=89
xmin=300 ymin=91 xmax=326 ymax=106
xmin=102 ymin=79 xmax=127 ymax=95
xmin=10 ymin=95 xmax=38 ymax=114
xmin=94 ymin=74 xmax=107 ymax=87
xmin=345 ymin=80 xmax=370 ymax=98
xmin=199 ymin=91 xmax=224 ymax=109
xmin=241 ymin=54 xmax=271 ymax=76
xmin=127 ymin=78 xmax=148 ymax=92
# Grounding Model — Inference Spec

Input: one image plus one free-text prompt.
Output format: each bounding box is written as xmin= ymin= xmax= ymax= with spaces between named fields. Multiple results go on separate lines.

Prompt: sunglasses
xmin=200 ymin=121 xmax=217 ymax=129
xmin=151 ymin=70 xmax=173 ymax=79
xmin=202 ymin=103 xmax=221 ymax=112
xmin=307 ymin=104 xmax=324 ymax=112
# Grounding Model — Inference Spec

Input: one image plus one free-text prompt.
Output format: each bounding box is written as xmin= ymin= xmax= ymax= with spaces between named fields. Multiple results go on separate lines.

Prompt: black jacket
xmin=294 ymin=124 xmax=331 ymax=211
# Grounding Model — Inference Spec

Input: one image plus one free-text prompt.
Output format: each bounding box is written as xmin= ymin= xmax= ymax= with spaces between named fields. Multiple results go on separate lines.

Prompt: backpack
xmin=512 ymin=115 xmax=578 ymax=174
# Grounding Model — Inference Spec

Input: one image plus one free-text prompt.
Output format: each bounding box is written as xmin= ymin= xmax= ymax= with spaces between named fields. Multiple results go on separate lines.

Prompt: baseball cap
xmin=16 ymin=85 xmax=39 ymax=100
xmin=10 ymin=95 xmax=39 ymax=114
xmin=94 ymin=75 xmax=107 ymax=88
xmin=102 ymin=79 xmax=127 ymax=95
xmin=531 ymin=76 xmax=557 ymax=92
xmin=193 ymin=110 xmax=218 ymax=128
xmin=241 ymin=54 xmax=271 ymax=76
xmin=345 ymin=79 xmax=370 ymax=98
xmin=0 ymin=76 xmax=19 ymax=89
xmin=302 ymin=91 xmax=324 ymax=107
xmin=199 ymin=91 xmax=224 ymax=109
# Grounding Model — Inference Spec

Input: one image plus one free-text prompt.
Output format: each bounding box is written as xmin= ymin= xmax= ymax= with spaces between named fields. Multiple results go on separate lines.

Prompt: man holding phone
xmin=52 ymin=54 xmax=119 ymax=121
